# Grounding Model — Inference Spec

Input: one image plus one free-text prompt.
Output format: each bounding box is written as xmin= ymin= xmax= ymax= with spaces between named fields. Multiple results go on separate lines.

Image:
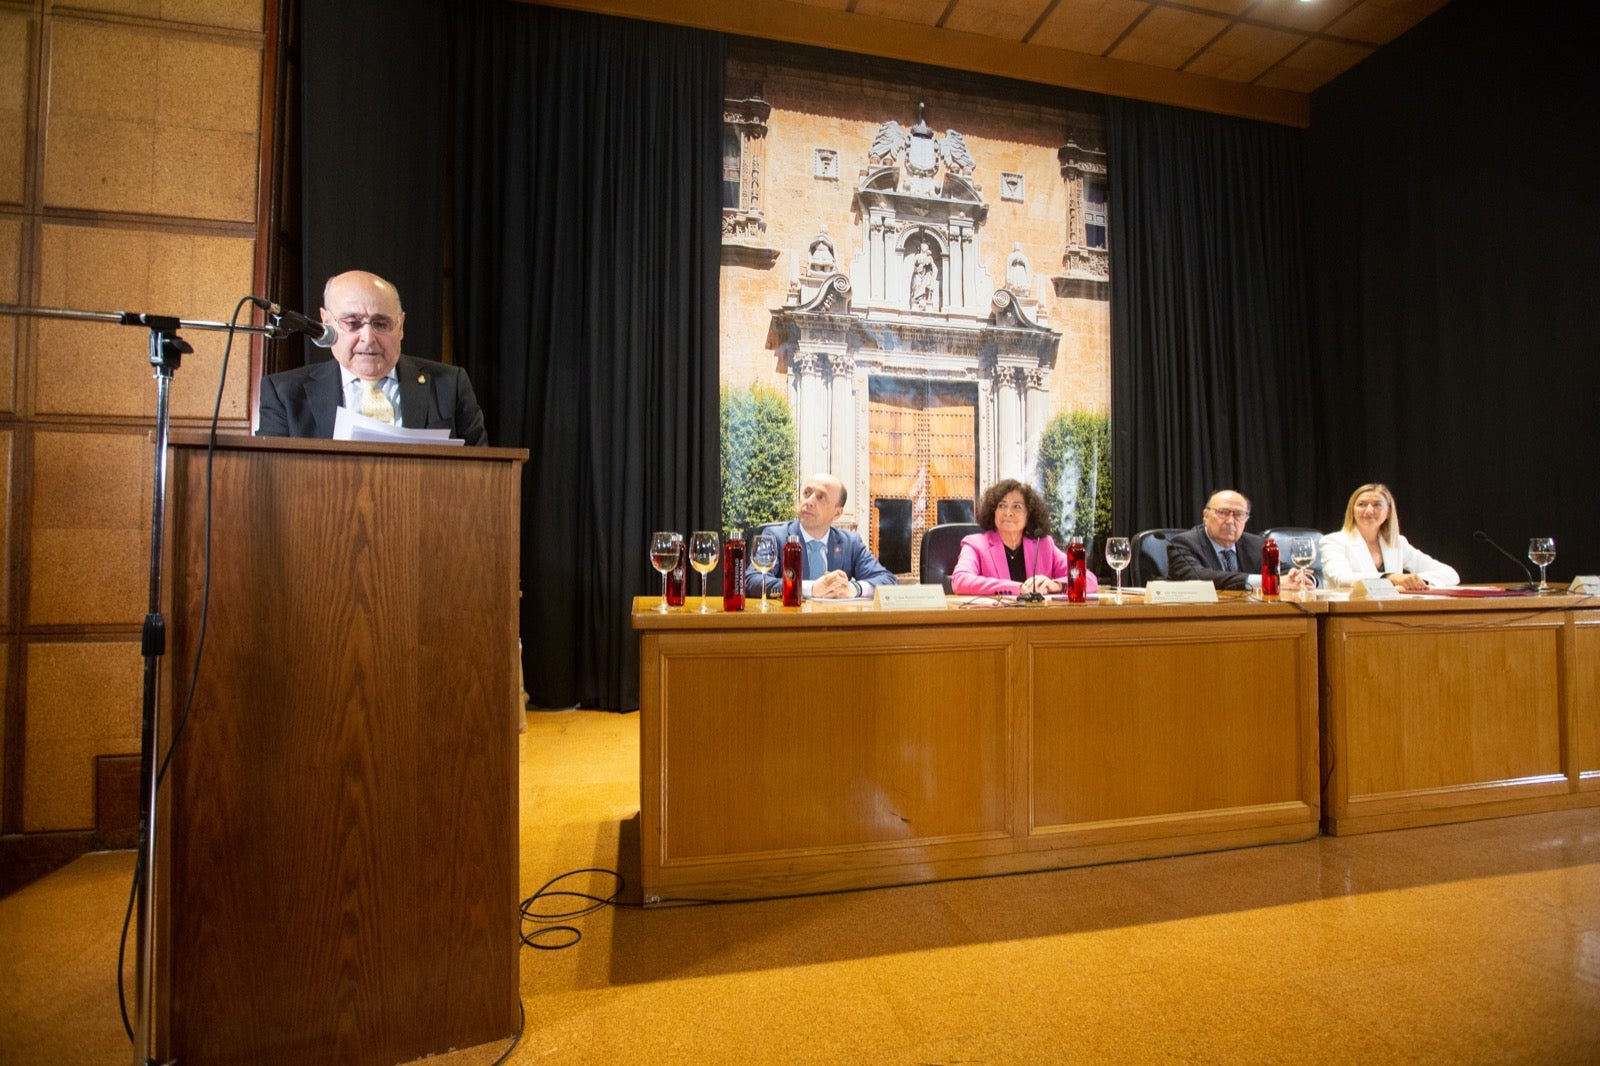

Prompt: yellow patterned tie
xmin=359 ymin=380 xmax=394 ymax=424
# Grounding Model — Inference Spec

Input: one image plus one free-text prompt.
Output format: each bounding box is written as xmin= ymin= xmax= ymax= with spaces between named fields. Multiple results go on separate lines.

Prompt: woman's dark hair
xmin=975 ymin=479 xmax=1052 ymax=538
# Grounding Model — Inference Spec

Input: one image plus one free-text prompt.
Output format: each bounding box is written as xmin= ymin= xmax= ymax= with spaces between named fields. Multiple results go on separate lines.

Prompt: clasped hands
xmin=811 ymin=569 xmax=861 ymax=598
xmin=1018 ymin=575 xmax=1062 ymax=595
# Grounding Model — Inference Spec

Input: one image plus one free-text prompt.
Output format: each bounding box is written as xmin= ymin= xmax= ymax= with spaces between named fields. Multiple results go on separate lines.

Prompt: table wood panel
xmin=1571 ymin=615 xmax=1600 ymax=791
xmin=637 ymin=600 xmax=1320 ymax=901
xmin=1321 ymin=602 xmax=1599 ymax=834
xmin=1029 ymin=619 xmax=1313 ymax=832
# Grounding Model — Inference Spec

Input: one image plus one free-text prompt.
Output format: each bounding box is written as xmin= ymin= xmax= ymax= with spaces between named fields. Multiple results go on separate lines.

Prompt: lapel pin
xmin=417 ymin=374 xmax=426 ymax=383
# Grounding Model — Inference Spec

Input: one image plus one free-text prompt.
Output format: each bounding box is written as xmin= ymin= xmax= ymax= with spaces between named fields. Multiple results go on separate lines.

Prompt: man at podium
xmin=256 ymin=270 xmax=489 ymax=445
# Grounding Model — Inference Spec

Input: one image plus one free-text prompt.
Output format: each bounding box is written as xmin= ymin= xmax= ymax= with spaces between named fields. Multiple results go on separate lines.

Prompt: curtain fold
xmin=1108 ymin=98 xmax=1314 ymax=537
xmin=452 ymin=2 xmax=723 ymax=710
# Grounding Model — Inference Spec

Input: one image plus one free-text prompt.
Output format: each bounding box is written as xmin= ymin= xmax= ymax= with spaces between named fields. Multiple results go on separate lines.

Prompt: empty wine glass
xmin=750 ymin=533 xmax=779 ymax=610
xmin=1105 ymin=537 xmax=1131 ymax=604
xmin=649 ymin=531 xmax=681 ymax=612
xmin=1289 ymin=536 xmax=1317 ymax=588
xmin=689 ymin=531 xmax=720 ymax=612
xmin=1528 ymin=536 xmax=1555 ymax=593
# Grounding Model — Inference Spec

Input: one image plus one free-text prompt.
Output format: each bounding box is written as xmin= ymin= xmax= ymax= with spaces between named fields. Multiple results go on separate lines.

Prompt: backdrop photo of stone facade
xmin=720 ymin=51 xmax=1111 ymax=580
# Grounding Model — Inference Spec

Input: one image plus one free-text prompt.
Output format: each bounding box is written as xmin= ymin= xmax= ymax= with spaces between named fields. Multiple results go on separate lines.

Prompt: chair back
xmin=1262 ymin=526 xmax=1325 ymax=585
xmin=1132 ymin=528 xmax=1187 ymax=585
xmin=920 ymin=523 xmax=981 ymax=592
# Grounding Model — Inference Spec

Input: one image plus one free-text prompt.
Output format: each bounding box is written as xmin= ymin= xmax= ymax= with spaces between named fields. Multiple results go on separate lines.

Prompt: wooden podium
xmin=154 ymin=433 xmax=526 ymax=1065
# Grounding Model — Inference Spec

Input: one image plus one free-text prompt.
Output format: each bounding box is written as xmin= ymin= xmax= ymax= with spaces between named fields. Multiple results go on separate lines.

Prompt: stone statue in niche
xmin=909 ymin=240 xmax=937 ymax=311
xmin=807 ymin=225 xmax=836 ymax=275
xmin=1005 ymin=242 xmax=1031 ymax=295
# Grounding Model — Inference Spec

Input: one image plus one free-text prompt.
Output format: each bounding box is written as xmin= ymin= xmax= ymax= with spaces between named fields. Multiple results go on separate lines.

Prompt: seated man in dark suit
xmin=746 ymin=473 xmax=898 ymax=599
xmin=1167 ymin=488 xmax=1313 ymax=591
xmin=256 ymin=270 xmax=488 ymax=446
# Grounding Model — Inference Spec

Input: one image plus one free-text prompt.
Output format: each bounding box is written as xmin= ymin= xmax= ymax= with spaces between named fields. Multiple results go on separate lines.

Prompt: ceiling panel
xmin=1030 ymin=0 xmax=1150 ymax=56
xmin=530 ymin=0 xmax=1456 ymax=126
xmin=1109 ymin=7 xmax=1231 ymax=70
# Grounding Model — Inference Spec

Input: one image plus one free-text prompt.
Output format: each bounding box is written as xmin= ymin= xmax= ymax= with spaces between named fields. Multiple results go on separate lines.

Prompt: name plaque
xmin=1145 ymin=580 xmax=1219 ymax=604
xmin=874 ymin=584 xmax=949 ymax=610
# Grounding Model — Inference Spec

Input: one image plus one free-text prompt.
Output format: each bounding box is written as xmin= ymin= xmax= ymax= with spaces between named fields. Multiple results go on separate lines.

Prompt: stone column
xmin=1024 ymin=367 xmax=1050 ymax=483
xmin=992 ymin=366 xmax=1025 ymax=481
xmin=827 ymin=353 xmax=859 ymax=522
xmin=868 ymin=212 xmax=891 ymax=304
xmin=791 ymin=351 xmax=831 ymax=480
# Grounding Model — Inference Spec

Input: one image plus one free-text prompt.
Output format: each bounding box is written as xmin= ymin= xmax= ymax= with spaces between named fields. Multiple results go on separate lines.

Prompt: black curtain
xmin=451 ymin=3 xmax=724 ymax=710
xmin=300 ymin=0 xmax=451 ymax=361
xmin=1306 ymin=0 xmax=1600 ymax=579
xmin=1108 ymin=98 xmax=1314 ymax=538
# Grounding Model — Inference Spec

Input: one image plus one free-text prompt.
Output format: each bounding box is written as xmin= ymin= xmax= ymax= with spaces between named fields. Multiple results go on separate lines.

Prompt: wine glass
xmin=1528 ymin=536 xmax=1555 ymax=593
xmin=689 ymin=531 xmax=720 ymax=612
xmin=1104 ymin=537 xmax=1131 ymax=604
xmin=750 ymin=533 xmax=779 ymax=610
xmin=1289 ymin=536 xmax=1317 ymax=589
xmin=649 ymin=531 xmax=681 ymax=612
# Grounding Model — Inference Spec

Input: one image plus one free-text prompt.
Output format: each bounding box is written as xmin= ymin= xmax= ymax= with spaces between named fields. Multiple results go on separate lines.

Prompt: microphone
xmin=1473 ymin=530 xmax=1538 ymax=591
xmin=1017 ymin=535 xmax=1045 ymax=603
xmin=251 ymin=297 xmax=337 ymax=348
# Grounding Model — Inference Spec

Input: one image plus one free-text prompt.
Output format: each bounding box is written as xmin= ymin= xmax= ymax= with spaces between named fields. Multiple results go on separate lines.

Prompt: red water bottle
xmin=1067 ymin=537 xmax=1087 ymax=603
xmin=722 ymin=532 xmax=746 ymax=611
xmin=665 ymin=539 xmax=687 ymax=607
xmin=1261 ymin=537 xmax=1280 ymax=599
xmin=782 ymin=535 xmax=803 ymax=606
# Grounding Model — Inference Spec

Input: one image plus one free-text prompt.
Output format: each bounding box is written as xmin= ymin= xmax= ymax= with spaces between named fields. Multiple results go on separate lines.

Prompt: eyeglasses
xmin=334 ymin=314 xmax=399 ymax=335
xmin=995 ymin=501 xmax=1027 ymax=513
xmin=1206 ymin=507 xmax=1249 ymax=520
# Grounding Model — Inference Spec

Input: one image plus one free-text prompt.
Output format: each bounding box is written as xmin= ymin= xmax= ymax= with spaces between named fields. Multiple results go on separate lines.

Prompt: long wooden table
xmin=633 ymin=596 xmax=1322 ymax=902
xmin=1320 ymin=591 xmax=1600 ymax=834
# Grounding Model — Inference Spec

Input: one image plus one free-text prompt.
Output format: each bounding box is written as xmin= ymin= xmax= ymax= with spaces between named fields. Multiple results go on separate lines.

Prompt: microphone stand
xmin=1 ymin=302 xmax=278 ymax=1066
xmin=1473 ymin=530 xmax=1540 ymax=593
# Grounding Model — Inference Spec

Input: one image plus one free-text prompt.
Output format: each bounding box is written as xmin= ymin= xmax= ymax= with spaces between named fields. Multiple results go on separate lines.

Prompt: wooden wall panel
xmin=0 ymin=217 xmax=17 ymax=412
xmin=22 ymin=639 xmax=141 ymax=831
xmin=34 ymin=224 xmax=255 ymax=421
xmin=0 ymin=10 xmax=28 ymax=206
xmin=26 ymin=429 xmax=149 ymax=626
xmin=43 ymin=20 xmax=259 ymax=221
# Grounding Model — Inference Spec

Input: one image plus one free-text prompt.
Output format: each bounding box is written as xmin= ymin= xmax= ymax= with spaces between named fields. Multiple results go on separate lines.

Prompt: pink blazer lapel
xmin=983 ymin=531 xmax=1009 ymax=577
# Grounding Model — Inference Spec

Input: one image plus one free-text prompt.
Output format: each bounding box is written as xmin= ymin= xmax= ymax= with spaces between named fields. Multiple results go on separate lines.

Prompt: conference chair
xmin=1262 ymin=526 xmax=1325 ymax=586
xmin=919 ymin=522 xmax=980 ymax=592
xmin=1132 ymin=528 xmax=1187 ymax=585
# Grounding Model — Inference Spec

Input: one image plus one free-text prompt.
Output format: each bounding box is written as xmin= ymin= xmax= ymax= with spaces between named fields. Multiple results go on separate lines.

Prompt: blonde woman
xmin=1320 ymin=483 xmax=1459 ymax=590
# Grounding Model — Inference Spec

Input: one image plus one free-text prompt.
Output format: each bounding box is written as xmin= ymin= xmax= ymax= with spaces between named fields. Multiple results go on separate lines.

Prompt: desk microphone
xmin=251 ymin=296 xmax=337 ymax=348
xmin=1472 ymin=530 xmax=1538 ymax=591
xmin=1017 ymin=535 xmax=1045 ymax=603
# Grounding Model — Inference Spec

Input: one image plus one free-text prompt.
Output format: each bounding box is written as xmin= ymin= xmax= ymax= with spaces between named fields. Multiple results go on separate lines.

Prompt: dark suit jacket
xmin=744 ymin=520 xmax=898 ymax=598
xmin=1166 ymin=525 xmax=1262 ymax=591
xmin=256 ymin=354 xmax=488 ymax=446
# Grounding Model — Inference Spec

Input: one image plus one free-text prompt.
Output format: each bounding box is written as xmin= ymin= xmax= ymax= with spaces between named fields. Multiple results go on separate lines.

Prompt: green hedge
xmin=721 ymin=382 xmax=797 ymax=533
xmin=1037 ymin=409 xmax=1112 ymax=545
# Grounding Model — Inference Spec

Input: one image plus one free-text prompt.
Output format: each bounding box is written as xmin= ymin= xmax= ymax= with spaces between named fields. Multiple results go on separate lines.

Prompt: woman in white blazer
xmin=950 ymin=479 xmax=1098 ymax=597
xmin=1320 ymin=483 xmax=1459 ymax=590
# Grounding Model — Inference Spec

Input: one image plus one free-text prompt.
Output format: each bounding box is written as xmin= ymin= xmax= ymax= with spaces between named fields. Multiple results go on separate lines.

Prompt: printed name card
xmin=1568 ymin=575 xmax=1600 ymax=595
xmin=875 ymin=584 xmax=949 ymax=610
xmin=1348 ymin=577 xmax=1400 ymax=600
xmin=1144 ymin=580 xmax=1219 ymax=604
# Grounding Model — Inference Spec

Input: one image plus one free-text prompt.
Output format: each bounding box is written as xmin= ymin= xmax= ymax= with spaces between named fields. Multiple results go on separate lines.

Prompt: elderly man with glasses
xmin=1167 ymin=489 xmax=1314 ymax=592
xmin=256 ymin=270 xmax=488 ymax=446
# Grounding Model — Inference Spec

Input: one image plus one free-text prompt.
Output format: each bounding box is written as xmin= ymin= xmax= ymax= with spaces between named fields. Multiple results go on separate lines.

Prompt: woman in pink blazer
xmin=950 ymin=479 xmax=1099 ymax=597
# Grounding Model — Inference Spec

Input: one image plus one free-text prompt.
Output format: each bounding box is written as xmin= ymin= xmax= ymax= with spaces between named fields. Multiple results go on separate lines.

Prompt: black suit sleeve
xmin=450 ymin=367 xmax=489 ymax=447
xmin=255 ymin=374 xmax=292 ymax=437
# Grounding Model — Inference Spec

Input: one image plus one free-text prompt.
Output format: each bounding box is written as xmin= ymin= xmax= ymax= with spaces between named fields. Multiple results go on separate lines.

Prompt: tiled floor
xmin=3 ymin=710 xmax=1598 ymax=1065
